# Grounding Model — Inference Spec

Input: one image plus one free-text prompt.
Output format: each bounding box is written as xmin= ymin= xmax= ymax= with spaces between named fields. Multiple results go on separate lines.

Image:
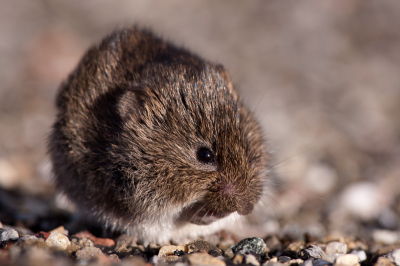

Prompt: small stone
xmin=334 ymin=254 xmax=360 ymax=266
xmin=326 ymin=242 xmax=347 ymax=255
xmin=288 ymin=259 xmax=304 ymax=265
xmin=149 ymin=255 xmax=161 ymax=265
xmin=74 ymin=230 xmax=115 ymax=247
xmin=49 ymin=226 xmax=68 ymax=236
xmin=373 ymin=230 xmax=399 ymax=245
xmin=121 ymin=256 xmax=147 ymax=266
xmin=313 ymin=260 xmax=332 ymax=266
xmin=188 ymin=252 xmax=226 ymax=266
xmin=262 ymin=258 xmax=285 ymax=266
xmin=339 ymin=182 xmax=381 ymax=220
xmin=385 ymin=249 xmax=400 ymax=266
xmin=219 ymin=238 xmax=235 ymax=251
xmin=233 ymin=254 xmax=244 ymax=264
xmin=246 ymin=254 xmax=261 ymax=266
xmin=303 ymin=259 xmax=313 ymax=266
xmin=116 ymin=243 xmax=129 ymax=253
xmin=159 ymin=245 xmax=187 ymax=257
xmin=175 ymin=263 xmax=189 ymax=266
xmin=377 ymin=245 xmax=400 ymax=257
xmin=44 ymin=231 xmax=71 ymax=250
xmin=321 ymin=254 xmax=337 ymax=263
xmin=299 ymin=245 xmax=326 ymax=260
xmin=349 ymin=250 xmax=367 ymax=262
xmin=159 ymin=245 xmax=187 ymax=262
xmin=231 ymin=237 xmax=267 ymax=255
xmin=109 ymin=254 xmax=121 ymax=263
xmin=287 ymin=241 xmax=305 ymax=252
xmin=347 ymin=241 xmax=368 ymax=251
xmin=76 ymin=246 xmax=104 ymax=260
xmin=265 ymin=236 xmax=282 ymax=253
xmin=66 ymin=241 xmax=82 ymax=255
xmin=0 ymin=229 xmax=19 ymax=241
xmin=225 ymin=248 xmax=234 ymax=259
xmin=187 ymin=239 xmax=222 ymax=256
xmin=278 ymin=256 xmax=291 ymax=263
xmin=35 ymin=231 xmax=50 ymax=240
xmin=375 ymin=257 xmax=395 ymax=266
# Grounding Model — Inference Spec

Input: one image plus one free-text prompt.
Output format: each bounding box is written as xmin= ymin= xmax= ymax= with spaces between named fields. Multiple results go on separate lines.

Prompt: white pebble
xmin=339 ymin=182 xmax=382 ymax=220
xmin=326 ymin=242 xmax=347 ymax=255
xmin=44 ymin=231 xmax=71 ymax=250
xmin=246 ymin=254 xmax=260 ymax=266
xmin=0 ymin=229 xmax=19 ymax=241
xmin=385 ymin=249 xmax=400 ymax=266
xmin=334 ymin=254 xmax=360 ymax=266
xmin=372 ymin=230 xmax=399 ymax=245
xmin=349 ymin=250 xmax=367 ymax=262
xmin=304 ymin=164 xmax=337 ymax=194
xmin=0 ymin=159 xmax=19 ymax=189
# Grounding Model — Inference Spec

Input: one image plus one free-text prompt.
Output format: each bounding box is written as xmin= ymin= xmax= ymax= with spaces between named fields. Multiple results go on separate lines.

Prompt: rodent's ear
xmin=216 ymin=64 xmax=236 ymax=96
xmin=117 ymin=85 xmax=149 ymax=121
xmin=215 ymin=64 xmax=231 ymax=83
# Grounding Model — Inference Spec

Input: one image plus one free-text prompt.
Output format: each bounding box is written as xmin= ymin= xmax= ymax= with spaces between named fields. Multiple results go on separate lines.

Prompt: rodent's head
xmin=112 ymin=64 xmax=267 ymax=227
xmin=50 ymin=27 xmax=268 ymax=238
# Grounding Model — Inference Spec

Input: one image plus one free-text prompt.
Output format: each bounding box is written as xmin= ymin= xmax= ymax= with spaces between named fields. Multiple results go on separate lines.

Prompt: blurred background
xmin=0 ymin=0 xmax=399 ymax=243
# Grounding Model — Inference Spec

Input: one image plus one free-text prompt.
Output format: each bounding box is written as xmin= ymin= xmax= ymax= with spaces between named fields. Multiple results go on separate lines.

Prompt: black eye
xmin=197 ymin=147 xmax=215 ymax=164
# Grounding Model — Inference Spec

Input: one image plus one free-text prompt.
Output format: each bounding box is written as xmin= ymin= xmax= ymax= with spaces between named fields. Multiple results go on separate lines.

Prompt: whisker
xmin=188 ymin=204 xmax=207 ymax=224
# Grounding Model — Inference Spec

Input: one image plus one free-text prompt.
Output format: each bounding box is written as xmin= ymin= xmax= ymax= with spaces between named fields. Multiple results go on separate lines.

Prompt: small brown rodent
xmin=48 ymin=26 xmax=268 ymax=243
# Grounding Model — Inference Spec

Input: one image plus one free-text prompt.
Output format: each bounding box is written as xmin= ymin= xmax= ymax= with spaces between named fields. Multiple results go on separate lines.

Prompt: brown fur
xmin=48 ymin=26 xmax=268 ymax=240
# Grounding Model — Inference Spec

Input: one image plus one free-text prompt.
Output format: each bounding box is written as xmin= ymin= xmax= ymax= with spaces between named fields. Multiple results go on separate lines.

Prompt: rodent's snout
xmin=207 ymin=178 xmax=261 ymax=216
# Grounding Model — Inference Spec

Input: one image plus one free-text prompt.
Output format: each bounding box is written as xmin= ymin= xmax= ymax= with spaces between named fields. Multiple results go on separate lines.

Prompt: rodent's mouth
xmin=178 ymin=202 xmax=230 ymax=225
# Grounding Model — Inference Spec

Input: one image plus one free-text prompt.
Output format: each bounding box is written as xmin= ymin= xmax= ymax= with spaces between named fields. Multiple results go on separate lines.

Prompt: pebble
xmin=187 ymin=252 xmax=226 ymax=266
xmin=74 ymin=230 xmax=115 ymax=247
xmin=219 ymin=238 xmax=235 ymax=251
xmin=246 ymin=254 xmax=261 ymax=265
xmin=313 ymin=260 xmax=332 ymax=266
xmin=334 ymin=254 xmax=360 ymax=266
xmin=385 ymin=249 xmax=400 ymax=266
xmin=278 ymin=256 xmax=291 ymax=263
xmin=287 ymin=240 xmax=305 ymax=252
xmin=187 ymin=239 xmax=222 ymax=256
xmin=303 ymin=259 xmax=313 ymax=266
xmin=349 ymin=250 xmax=367 ymax=261
xmin=75 ymin=246 xmax=104 ymax=261
xmin=265 ymin=236 xmax=282 ymax=253
xmin=0 ymin=228 xmax=19 ymax=241
xmin=159 ymin=245 xmax=187 ymax=256
xmin=375 ymin=257 xmax=396 ymax=266
xmin=339 ymin=182 xmax=382 ymax=220
xmin=326 ymin=242 xmax=347 ymax=255
xmin=120 ymin=256 xmax=147 ymax=266
xmin=299 ymin=245 xmax=326 ymax=260
xmin=224 ymin=248 xmax=234 ymax=259
xmin=233 ymin=254 xmax=244 ymax=264
xmin=230 ymin=237 xmax=267 ymax=255
xmin=49 ymin=225 xmax=68 ymax=236
xmin=44 ymin=231 xmax=71 ymax=250
xmin=373 ymin=230 xmax=399 ymax=245
xmin=262 ymin=257 xmax=285 ymax=266
xmin=159 ymin=244 xmax=187 ymax=262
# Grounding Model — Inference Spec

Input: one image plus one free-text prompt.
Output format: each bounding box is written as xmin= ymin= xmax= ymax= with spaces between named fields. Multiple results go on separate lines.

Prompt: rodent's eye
xmin=197 ymin=147 xmax=215 ymax=164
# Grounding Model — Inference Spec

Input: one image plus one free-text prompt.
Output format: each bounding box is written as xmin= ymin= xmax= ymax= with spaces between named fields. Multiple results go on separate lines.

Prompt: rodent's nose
xmin=220 ymin=182 xmax=237 ymax=197
xmin=210 ymin=180 xmax=256 ymax=216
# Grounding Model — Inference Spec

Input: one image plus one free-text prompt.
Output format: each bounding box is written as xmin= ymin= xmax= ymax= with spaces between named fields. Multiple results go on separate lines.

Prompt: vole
xmin=48 ymin=26 xmax=268 ymax=243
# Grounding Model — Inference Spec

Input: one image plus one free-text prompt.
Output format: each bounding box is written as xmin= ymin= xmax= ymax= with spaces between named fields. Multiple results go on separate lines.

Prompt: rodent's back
xmin=49 ymin=26 xmax=267 ymax=243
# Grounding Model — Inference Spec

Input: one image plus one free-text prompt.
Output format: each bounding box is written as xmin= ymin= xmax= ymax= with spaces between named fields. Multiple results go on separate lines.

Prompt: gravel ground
xmin=1 ymin=1 xmax=400 ymax=265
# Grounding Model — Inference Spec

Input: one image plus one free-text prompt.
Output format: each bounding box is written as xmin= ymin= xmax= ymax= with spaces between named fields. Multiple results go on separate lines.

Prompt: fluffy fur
xmin=49 ymin=26 xmax=268 ymax=243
